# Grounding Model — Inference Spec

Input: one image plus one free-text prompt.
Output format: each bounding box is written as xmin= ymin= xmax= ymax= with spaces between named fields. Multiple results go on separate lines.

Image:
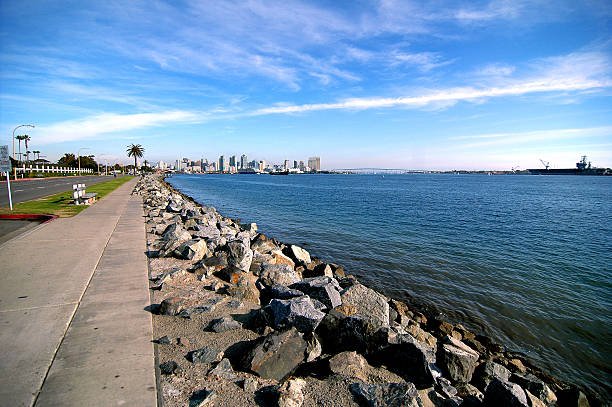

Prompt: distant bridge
xmin=331 ymin=168 xmax=430 ymax=174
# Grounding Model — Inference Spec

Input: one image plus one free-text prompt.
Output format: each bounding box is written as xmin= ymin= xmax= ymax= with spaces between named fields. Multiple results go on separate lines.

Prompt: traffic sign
xmin=0 ymin=145 xmax=11 ymax=173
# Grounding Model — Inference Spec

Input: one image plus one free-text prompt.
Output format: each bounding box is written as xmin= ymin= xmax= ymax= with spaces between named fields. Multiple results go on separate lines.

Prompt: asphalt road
xmin=0 ymin=175 xmax=121 ymax=207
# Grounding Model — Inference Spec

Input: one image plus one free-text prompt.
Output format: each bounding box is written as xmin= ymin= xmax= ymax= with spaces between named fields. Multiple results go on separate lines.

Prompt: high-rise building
xmin=240 ymin=154 xmax=248 ymax=169
xmin=259 ymin=160 xmax=266 ymax=172
xmin=218 ymin=155 xmax=225 ymax=172
xmin=308 ymin=156 xmax=321 ymax=171
xmin=250 ymin=160 xmax=258 ymax=169
xmin=293 ymin=160 xmax=298 ymax=169
xmin=284 ymin=160 xmax=290 ymax=170
xmin=229 ymin=155 xmax=236 ymax=167
xmin=299 ymin=161 xmax=305 ymax=171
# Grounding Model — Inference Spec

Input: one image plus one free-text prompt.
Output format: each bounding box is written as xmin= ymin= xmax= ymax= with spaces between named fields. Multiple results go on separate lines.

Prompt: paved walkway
xmin=0 ymin=178 xmax=157 ymax=406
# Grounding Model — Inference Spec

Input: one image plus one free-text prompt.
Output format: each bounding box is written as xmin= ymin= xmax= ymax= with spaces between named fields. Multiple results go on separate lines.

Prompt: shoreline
xmin=137 ymin=174 xmax=601 ymax=407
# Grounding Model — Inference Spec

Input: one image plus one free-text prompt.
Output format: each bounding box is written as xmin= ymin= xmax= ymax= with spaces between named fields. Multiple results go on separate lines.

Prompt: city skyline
xmin=1 ymin=1 xmax=611 ymax=170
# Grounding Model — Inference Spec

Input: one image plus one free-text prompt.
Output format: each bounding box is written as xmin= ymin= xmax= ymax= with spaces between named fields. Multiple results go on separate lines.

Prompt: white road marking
xmin=15 ymin=189 xmax=24 ymax=192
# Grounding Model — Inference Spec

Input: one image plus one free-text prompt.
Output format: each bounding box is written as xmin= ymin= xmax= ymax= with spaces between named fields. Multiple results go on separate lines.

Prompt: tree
xmin=58 ymin=153 xmax=77 ymax=167
xmin=33 ymin=150 xmax=41 ymax=160
xmin=16 ymin=135 xmax=27 ymax=162
xmin=126 ymin=144 xmax=144 ymax=173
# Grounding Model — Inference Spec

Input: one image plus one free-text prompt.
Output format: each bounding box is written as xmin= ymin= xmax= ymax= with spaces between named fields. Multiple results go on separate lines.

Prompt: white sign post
xmin=0 ymin=145 xmax=13 ymax=210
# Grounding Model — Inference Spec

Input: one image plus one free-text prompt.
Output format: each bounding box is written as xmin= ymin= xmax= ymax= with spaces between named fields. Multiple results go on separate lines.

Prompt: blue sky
xmin=1 ymin=0 xmax=611 ymax=170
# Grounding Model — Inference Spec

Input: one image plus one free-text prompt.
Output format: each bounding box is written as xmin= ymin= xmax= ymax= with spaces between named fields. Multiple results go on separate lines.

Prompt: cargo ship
xmin=528 ymin=156 xmax=609 ymax=175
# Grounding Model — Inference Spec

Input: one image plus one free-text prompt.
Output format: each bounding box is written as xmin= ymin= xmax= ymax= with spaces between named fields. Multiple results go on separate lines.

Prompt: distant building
xmin=284 ymin=160 xmax=290 ymax=170
xmin=229 ymin=155 xmax=236 ymax=168
xmin=218 ymin=155 xmax=225 ymax=172
xmin=175 ymin=160 xmax=184 ymax=171
xmin=240 ymin=154 xmax=248 ymax=169
xmin=308 ymin=156 xmax=321 ymax=171
xmin=293 ymin=160 xmax=298 ymax=169
xmin=259 ymin=160 xmax=266 ymax=172
xmin=299 ymin=161 xmax=305 ymax=171
xmin=249 ymin=159 xmax=258 ymax=169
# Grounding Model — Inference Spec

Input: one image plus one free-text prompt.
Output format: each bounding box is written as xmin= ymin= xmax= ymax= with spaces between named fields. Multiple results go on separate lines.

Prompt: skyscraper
xmin=240 ymin=154 xmax=248 ymax=169
xmin=229 ymin=155 xmax=236 ymax=167
xmin=218 ymin=155 xmax=225 ymax=172
xmin=308 ymin=156 xmax=321 ymax=171
xmin=284 ymin=160 xmax=290 ymax=170
xmin=293 ymin=160 xmax=298 ymax=169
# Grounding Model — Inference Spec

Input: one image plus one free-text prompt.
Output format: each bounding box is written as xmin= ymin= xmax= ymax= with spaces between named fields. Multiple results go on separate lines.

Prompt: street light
xmin=12 ymin=124 xmax=34 ymax=179
xmin=77 ymin=147 xmax=89 ymax=175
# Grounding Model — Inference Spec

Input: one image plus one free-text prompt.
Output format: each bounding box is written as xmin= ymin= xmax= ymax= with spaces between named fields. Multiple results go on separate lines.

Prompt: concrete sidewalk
xmin=0 ymin=178 xmax=156 ymax=406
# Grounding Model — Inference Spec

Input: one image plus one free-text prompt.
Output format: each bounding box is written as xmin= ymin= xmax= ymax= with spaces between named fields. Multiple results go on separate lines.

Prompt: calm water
xmin=168 ymin=173 xmax=612 ymax=399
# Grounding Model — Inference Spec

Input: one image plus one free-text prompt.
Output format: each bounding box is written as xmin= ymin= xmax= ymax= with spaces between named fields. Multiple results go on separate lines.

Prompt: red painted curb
xmin=0 ymin=214 xmax=57 ymax=224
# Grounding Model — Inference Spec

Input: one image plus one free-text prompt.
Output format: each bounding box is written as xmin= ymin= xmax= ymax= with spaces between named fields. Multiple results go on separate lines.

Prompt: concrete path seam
xmin=30 ymin=196 xmax=131 ymax=407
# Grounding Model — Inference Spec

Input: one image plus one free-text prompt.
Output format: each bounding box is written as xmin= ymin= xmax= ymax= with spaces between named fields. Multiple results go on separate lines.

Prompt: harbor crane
xmin=539 ymin=159 xmax=550 ymax=170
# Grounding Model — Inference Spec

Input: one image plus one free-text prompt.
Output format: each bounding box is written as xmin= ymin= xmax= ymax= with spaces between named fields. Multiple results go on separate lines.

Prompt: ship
xmin=528 ymin=156 xmax=608 ymax=175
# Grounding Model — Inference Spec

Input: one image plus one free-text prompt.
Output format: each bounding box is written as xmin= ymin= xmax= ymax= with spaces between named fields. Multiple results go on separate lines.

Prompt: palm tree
xmin=126 ymin=144 xmax=144 ymax=174
xmin=33 ymin=150 xmax=41 ymax=160
xmin=16 ymin=135 xmax=27 ymax=162
xmin=26 ymin=150 xmax=31 ymax=162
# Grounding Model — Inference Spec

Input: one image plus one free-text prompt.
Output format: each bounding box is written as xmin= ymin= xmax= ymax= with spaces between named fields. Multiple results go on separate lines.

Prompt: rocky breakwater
xmin=134 ymin=175 xmax=597 ymax=407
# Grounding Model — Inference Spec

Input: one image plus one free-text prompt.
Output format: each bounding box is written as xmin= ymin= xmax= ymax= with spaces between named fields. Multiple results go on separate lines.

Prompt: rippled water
xmin=168 ymin=173 xmax=612 ymax=399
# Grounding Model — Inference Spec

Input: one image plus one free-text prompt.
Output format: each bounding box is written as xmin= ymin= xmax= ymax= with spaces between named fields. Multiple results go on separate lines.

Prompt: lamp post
xmin=12 ymin=124 xmax=34 ymax=179
xmin=77 ymin=147 xmax=89 ymax=175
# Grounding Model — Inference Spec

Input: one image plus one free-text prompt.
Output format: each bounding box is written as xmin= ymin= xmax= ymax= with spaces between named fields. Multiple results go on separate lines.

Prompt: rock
xmin=243 ymin=377 xmax=258 ymax=392
xmin=242 ymin=327 xmax=307 ymax=381
xmin=285 ymin=244 xmax=311 ymax=265
xmin=192 ymin=224 xmax=221 ymax=239
xmin=316 ymin=309 xmax=384 ymax=355
xmin=155 ymin=335 xmax=172 ymax=345
xmin=259 ymin=263 xmax=301 ymax=288
xmin=304 ymin=332 xmax=322 ymax=362
xmin=227 ymin=239 xmax=253 ymax=272
xmin=191 ymin=346 xmax=223 ymax=364
xmin=303 ymin=263 xmax=333 ymax=278
xmin=508 ymin=358 xmax=527 ymax=373
xmin=340 ymin=283 xmax=389 ymax=329
xmin=208 ymin=358 xmax=237 ymax=380
xmin=209 ymin=316 xmax=242 ymax=332
xmin=456 ymin=383 xmax=485 ymax=405
xmin=349 ymin=382 xmax=421 ymax=407
xmin=289 ymin=276 xmax=342 ymax=310
xmin=178 ymin=297 xmax=224 ymax=318
xmin=159 ymin=297 xmax=185 ymax=316
xmin=268 ymin=284 xmax=305 ymax=301
xmin=251 ymin=234 xmax=279 ymax=253
xmin=525 ymin=390 xmax=546 ymax=407
xmin=329 ymin=351 xmax=368 ymax=380
xmin=217 ymin=266 xmax=244 ymax=285
xmin=161 ymin=223 xmax=192 ymax=242
xmin=473 ymin=361 xmax=511 ymax=392
xmin=269 ymin=296 xmax=326 ymax=332
xmin=240 ymin=222 xmax=258 ymax=236
xmin=510 ymin=373 xmax=557 ymax=406
xmin=437 ymin=336 xmax=479 ymax=383
xmin=191 ymin=388 xmax=217 ymax=406
xmin=228 ymin=276 xmax=261 ymax=305
xmin=374 ymin=334 xmax=436 ymax=388
xmin=557 ymin=388 xmax=591 ymax=407
xmin=277 ymin=378 xmax=306 ymax=407
xmin=159 ymin=361 xmax=180 ymax=375
xmin=271 ymin=249 xmax=295 ymax=268
xmin=436 ymin=377 xmax=458 ymax=398
xmin=483 ymin=377 xmax=528 ymax=407
xmin=405 ymin=321 xmax=437 ymax=350
xmin=329 ymin=263 xmax=345 ymax=278
xmin=199 ymin=252 xmax=228 ymax=272
xmin=173 ymin=239 xmax=210 ymax=261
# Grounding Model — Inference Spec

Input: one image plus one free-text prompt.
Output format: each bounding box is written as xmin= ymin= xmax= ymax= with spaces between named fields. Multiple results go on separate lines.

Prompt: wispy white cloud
xmin=393 ymin=52 xmax=455 ymax=72
xmin=35 ymin=111 xmax=200 ymax=144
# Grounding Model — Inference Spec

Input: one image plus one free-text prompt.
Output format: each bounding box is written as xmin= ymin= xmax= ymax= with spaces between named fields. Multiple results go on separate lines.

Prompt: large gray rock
xmin=192 ymin=224 xmax=221 ymax=239
xmin=227 ymin=239 xmax=253 ymax=272
xmin=473 ymin=361 xmax=511 ymax=392
xmin=161 ymin=223 xmax=192 ymax=242
xmin=209 ymin=316 xmax=242 ymax=332
xmin=228 ymin=276 xmax=260 ymax=305
xmin=329 ymin=351 xmax=368 ymax=380
xmin=191 ymin=346 xmax=223 ymax=364
xmin=242 ymin=327 xmax=307 ymax=381
xmin=208 ymin=358 xmax=236 ymax=380
xmin=349 ymin=382 xmax=421 ymax=407
xmin=286 ymin=245 xmax=311 ymax=265
xmin=251 ymin=234 xmax=279 ymax=254
xmin=483 ymin=377 xmax=528 ymax=407
xmin=510 ymin=372 xmax=557 ymax=406
xmin=374 ymin=333 xmax=436 ymax=388
xmin=173 ymin=239 xmax=210 ymax=261
xmin=159 ymin=297 xmax=185 ymax=316
xmin=340 ymin=283 xmax=389 ymax=329
xmin=269 ymin=296 xmax=326 ymax=333
xmin=268 ymin=284 xmax=305 ymax=300
xmin=259 ymin=263 xmax=301 ymax=288
xmin=290 ymin=277 xmax=342 ymax=310
xmin=316 ymin=310 xmax=387 ymax=356
xmin=438 ymin=336 xmax=479 ymax=383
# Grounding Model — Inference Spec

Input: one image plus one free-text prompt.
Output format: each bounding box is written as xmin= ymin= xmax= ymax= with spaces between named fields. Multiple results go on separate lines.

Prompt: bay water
xmin=167 ymin=173 xmax=612 ymax=399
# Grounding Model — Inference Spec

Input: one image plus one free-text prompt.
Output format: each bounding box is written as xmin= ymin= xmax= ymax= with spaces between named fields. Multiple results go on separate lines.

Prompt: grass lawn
xmin=0 ymin=176 xmax=135 ymax=217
